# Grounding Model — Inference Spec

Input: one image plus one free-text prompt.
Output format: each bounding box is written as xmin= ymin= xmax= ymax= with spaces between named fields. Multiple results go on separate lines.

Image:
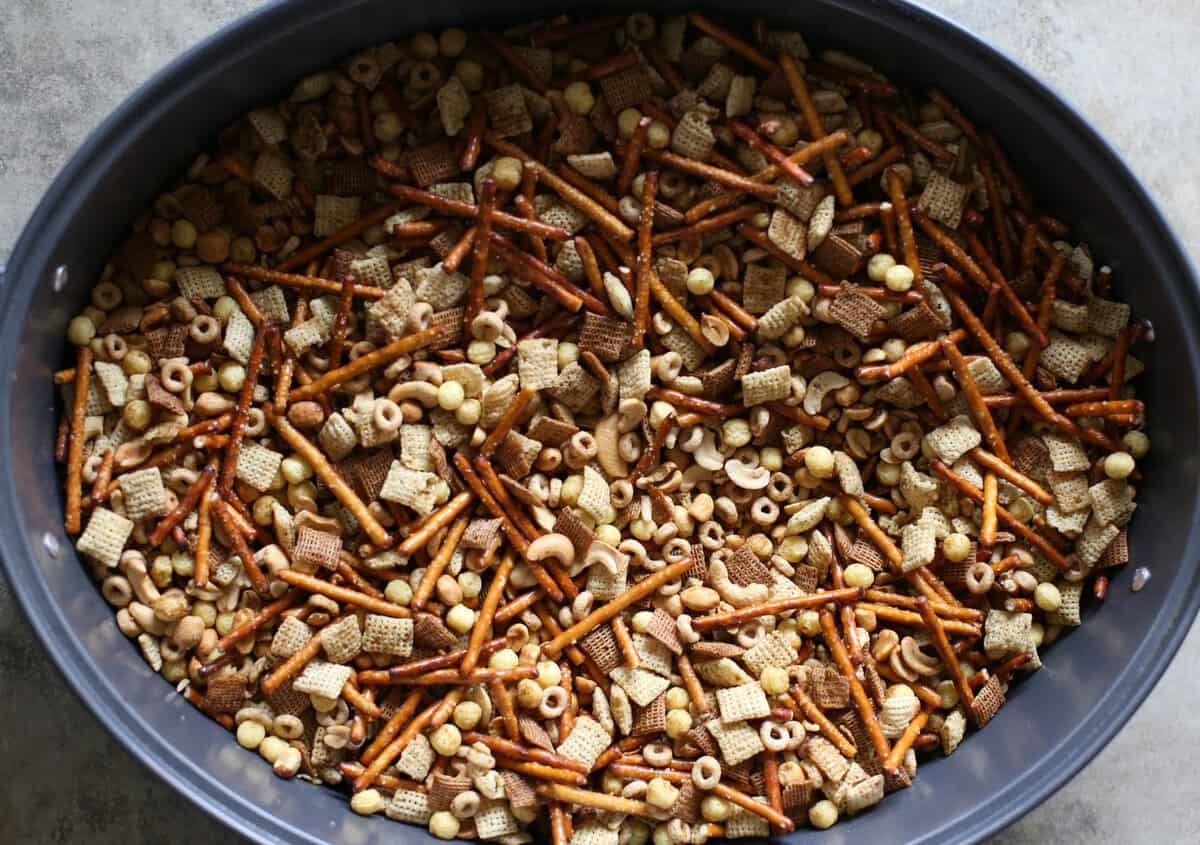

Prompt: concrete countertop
xmin=1 ymin=1 xmax=1197 ymax=842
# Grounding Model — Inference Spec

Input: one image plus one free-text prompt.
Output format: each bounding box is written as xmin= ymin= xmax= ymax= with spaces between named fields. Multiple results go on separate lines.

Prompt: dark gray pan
xmin=2 ymin=1 xmax=1197 ymax=843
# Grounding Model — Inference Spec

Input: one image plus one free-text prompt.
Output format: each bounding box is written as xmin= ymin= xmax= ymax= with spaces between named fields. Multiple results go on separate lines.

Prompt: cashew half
xmin=693 ymin=429 xmax=724 ymax=472
xmin=594 ymin=413 xmax=628 ymax=477
xmin=707 ymin=558 xmax=769 ymax=608
xmin=583 ymin=540 xmax=628 ymax=576
xmin=803 ymin=371 xmax=851 ymax=416
xmin=526 ymin=533 xmax=575 ymax=570
xmin=724 ymin=459 xmax=770 ymax=490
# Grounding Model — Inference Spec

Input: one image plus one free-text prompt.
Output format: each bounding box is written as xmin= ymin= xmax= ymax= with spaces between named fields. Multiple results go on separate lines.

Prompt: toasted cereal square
xmin=221 ymin=309 xmax=256 ymax=365
xmin=611 ymin=666 xmax=671 ymax=707
xmin=347 ymin=255 xmax=393 ymax=290
xmin=1048 ymin=470 xmax=1090 ymax=513
xmin=293 ymin=660 xmax=353 ymax=699
xmin=1089 ymin=478 xmax=1136 ymax=527
xmin=408 ymin=139 xmax=461 ymax=187
xmin=174 ymin=265 xmax=226 ymax=300
xmin=643 ymin=608 xmax=683 ymax=656
xmin=901 ymin=520 xmax=937 ymax=572
xmin=380 ymin=461 xmax=441 ymax=515
xmin=1099 ymin=529 xmax=1129 ymax=569
xmin=493 ymin=430 xmax=540 ymax=480
xmin=969 ymin=674 xmax=1005 ymax=727
xmin=811 ymin=235 xmax=863 ymax=281
xmin=775 ymin=180 xmax=826 ymax=222
xmin=632 ymin=632 xmax=674 ymax=677
xmin=1077 ymin=517 xmax=1120 ymax=568
xmin=1043 ymin=432 xmax=1090 ymax=472
xmin=92 ymin=361 xmax=129 ymax=408
xmin=357 ymin=614 xmax=415 ymax=662
xmin=554 ymin=508 xmax=595 ymax=563
xmin=115 ymin=467 xmax=166 ymax=523
xmin=587 ymin=546 xmax=629 ymax=601
xmin=877 ymin=376 xmax=925 ymax=409
xmin=385 ymin=790 xmax=432 ymax=824
xmin=270 ymin=616 xmax=313 ymax=659
xmin=598 ymin=63 xmax=653 ymax=112
xmin=245 ymin=287 xmax=288 ymax=326
xmin=889 ymin=300 xmax=948 ymax=342
xmin=803 ymin=735 xmax=849 ymax=782
xmin=474 ymin=801 xmax=520 ymax=840
xmin=984 ymin=609 xmax=1033 ymax=658
xmin=1088 ymin=297 xmax=1131 ymax=338
xmin=631 ymin=692 xmax=668 ymax=736
xmin=844 ymin=773 xmax=886 ymax=816
xmin=414 ymin=263 xmax=470 ymax=310
xmin=396 ymin=732 xmax=435 ymax=780
xmin=1046 ymin=505 xmax=1089 ymax=537
xmin=547 ymin=362 xmax=601 ymax=412
xmin=570 ymin=821 xmax=619 ymax=845
xmin=320 ymin=615 xmax=362 ymax=664
xmin=707 ymin=718 xmax=766 ymax=766
xmin=742 ymin=263 xmax=787 ymax=314
xmin=758 ymin=295 xmax=807 ymax=340
xmin=485 ymin=84 xmax=533 ymax=138
xmin=741 ymin=364 xmax=791 ymax=406
xmin=671 ymin=111 xmax=716 ymax=160
xmin=537 ymin=196 xmax=590 ymax=234
xmin=429 ymin=774 xmax=473 ymax=811
xmin=283 ymin=317 xmax=330 ymax=357
xmin=1049 ymin=580 xmax=1085 ymax=626
xmin=316 ymin=413 xmax=357 ymax=462
xmin=926 ymin=415 xmax=982 ymax=464
xmin=414 ymin=613 xmax=459 ymax=651
xmin=811 ymin=665 xmax=851 ymax=710
xmin=76 ymin=507 xmax=133 ymax=568
xmin=517 ymin=338 xmax=558 ymax=391
xmin=203 ymin=674 xmax=247 ymax=714
xmin=462 ymin=517 xmax=502 ymax=552
xmin=247 ymin=107 xmax=287 ymax=144
xmin=829 ymin=284 xmax=885 ymax=341
xmin=768 ymin=208 xmax=807 ymax=261
xmin=556 ymin=715 xmax=612 ymax=768
xmin=253 ymin=151 xmax=293 ymax=199
xmin=366 ymin=277 xmax=416 ymax=343
xmin=577 ymin=466 xmax=612 ymax=524
xmin=579 ymin=626 xmax=622 ymax=673
xmin=617 ymin=349 xmax=652 ymax=400
xmin=313 ymin=195 xmax=360 ymax=238
xmin=1040 ymin=331 xmax=1092 ymax=384
xmin=428 ymin=307 xmax=466 ymax=350
xmin=567 ymin=152 xmax=618 ymax=183
xmin=292 ymin=526 xmax=342 ymax=572
xmin=660 ymin=321 xmax=708 ymax=372
xmin=967 ymin=357 xmax=1009 ymax=394
xmin=725 ymin=805 xmax=771 ymax=838
xmin=397 ymin=423 xmax=433 ymax=472
xmin=436 ymin=77 xmax=471 ymax=136
xmin=717 ymin=683 xmax=771 ymax=723
xmin=579 ymin=312 xmax=631 ymax=363
xmin=727 ymin=544 xmax=773 ymax=587
xmin=1052 ymin=299 xmax=1090 ymax=334
xmin=916 ymin=171 xmax=969 ymax=229
xmin=235 ymin=442 xmax=283 ymax=492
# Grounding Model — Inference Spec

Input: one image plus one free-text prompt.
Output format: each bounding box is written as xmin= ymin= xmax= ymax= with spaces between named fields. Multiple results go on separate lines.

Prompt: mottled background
xmin=1 ymin=1 xmax=1198 ymax=843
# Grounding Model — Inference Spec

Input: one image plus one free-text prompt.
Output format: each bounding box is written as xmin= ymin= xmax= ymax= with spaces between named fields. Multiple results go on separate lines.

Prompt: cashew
xmin=723 ymin=459 xmax=770 ymax=490
xmin=526 ymin=533 xmax=575 ymax=570
xmin=785 ymin=497 xmax=830 ymax=535
xmin=700 ymin=313 xmax=730 ymax=347
xmin=120 ymin=550 xmax=160 ymax=604
xmin=617 ymin=398 xmax=647 ymax=433
xmin=693 ymin=429 xmax=724 ymax=472
xmin=194 ymin=392 xmax=234 ymax=417
xmin=387 ymin=380 xmax=439 ymax=407
xmin=680 ymin=462 xmax=713 ymax=491
xmin=707 ymin=558 xmax=769 ymax=608
xmin=593 ymin=413 xmax=629 ymax=477
xmin=803 ymin=371 xmax=851 ymax=416
xmin=899 ymin=636 xmax=941 ymax=676
xmin=605 ymin=272 xmax=633 ymax=318
xmin=583 ymin=540 xmax=628 ymax=576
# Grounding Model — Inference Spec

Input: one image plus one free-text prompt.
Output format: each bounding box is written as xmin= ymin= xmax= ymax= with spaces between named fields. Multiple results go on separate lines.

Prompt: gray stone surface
xmin=1 ymin=1 xmax=1197 ymax=843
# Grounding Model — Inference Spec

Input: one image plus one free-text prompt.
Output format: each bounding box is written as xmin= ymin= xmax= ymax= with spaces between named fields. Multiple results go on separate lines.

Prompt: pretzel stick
xmin=323 ymin=277 xmax=356 ymax=369
xmin=1108 ymin=326 xmax=1132 ymax=401
xmin=914 ymin=216 xmax=992 ymax=291
xmin=354 ymin=689 xmax=463 ymax=791
xmin=289 ymin=326 xmax=443 ymax=402
xmin=495 ymin=756 xmax=588 ymax=786
xmin=490 ymin=233 xmax=607 ymax=313
xmin=193 ymin=489 xmax=215 ymax=588
xmin=490 ymin=679 xmax=521 ymax=740
xmin=1064 ymin=399 xmax=1143 ymax=418
xmin=985 ymin=388 xmax=1109 ymax=409
xmin=683 ymin=130 xmax=850 ymax=223
xmin=883 ymin=708 xmax=931 ymax=778
xmin=820 ymin=611 xmax=891 ymax=763
xmin=712 ymin=781 xmax=795 ymax=833
xmin=705 ymin=289 xmax=759 ymax=333
xmin=730 ymin=121 xmax=814 ymax=186
xmin=887 ymin=113 xmax=955 ymax=162
xmin=398 ymin=491 xmax=474 ymax=556
xmin=610 ymin=616 xmax=640 ymax=668
xmin=692 ymin=588 xmax=862 ymax=631
xmin=538 ymin=784 xmax=649 ymax=818
xmin=278 ymin=569 xmax=410 ymax=617
xmin=856 ymin=603 xmax=980 ymax=637
xmin=979 ymin=472 xmax=1000 ymax=548
xmin=466 ymin=177 xmax=497 ymax=324
xmin=638 ymin=148 xmax=776 ymax=199
xmin=982 ymin=132 xmax=1033 ymax=214
xmin=847 ymin=144 xmax=904 ymax=186
xmin=654 ymin=202 xmax=766 ymax=246
xmin=464 ymin=732 xmax=591 ymax=775
xmin=574 ymin=235 xmax=609 ymax=307
xmin=780 ymin=54 xmax=852 ymax=206
xmin=224 ymin=277 xmax=266 ymax=327
xmin=885 ymin=168 xmax=922 ymax=282
xmin=840 ymin=495 xmax=903 ymax=570
xmin=384 ymin=182 xmax=570 ymax=241
xmin=631 ymin=170 xmax=657 ymax=348
xmin=274 ymin=202 xmax=404 ymax=272
xmin=461 ymin=551 xmax=515 ymax=675
xmin=363 ymin=638 xmax=506 ymax=683
xmin=218 ymin=325 xmax=269 ymax=495
xmin=221 ymin=263 xmax=386 ymax=300
xmin=341 ymin=680 xmax=383 ymax=720
xmin=670 ymin=652 xmax=710 ymax=716
xmin=863 ymin=590 xmax=980 ymax=622
xmin=359 ymin=690 xmax=423 ymax=765
xmin=930 ymin=460 xmax=1071 ymax=569
xmin=480 ymin=387 xmax=538 ymax=458
xmin=542 ymin=558 xmax=691 ymax=657
xmin=411 ymin=515 xmax=469 ymax=611
xmin=271 ymin=300 xmax=307 ymax=412
xmin=87 ymin=447 xmax=115 ymax=505
xmin=64 ymin=347 xmax=94 ymax=534
xmin=969 ymin=448 xmax=1053 ymax=505
xmin=856 ymin=329 xmax=967 ymax=380
xmin=942 ymin=336 xmax=1009 ymax=463
xmin=965 ymin=231 xmax=1045 ymax=346
xmin=401 ymin=665 xmax=537 ymax=686
xmin=439 ymin=226 xmax=476 ymax=274
xmin=788 ymin=685 xmax=858 ymax=757
xmin=914 ymin=597 xmax=976 ymax=717
xmin=459 ymin=97 xmax=488 ymax=171
xmin=336 ymin=558 xmax=382 ymax=598
xmin=474 ymin=454 xmax=542 ymax=545
xmin=261 ymin=628 xmax=324 ymax=696
xmin=687 ymin=13 xmax=776 ymax=72
xmin=148 ymin=462 xmax=215 ymax=546
xmin=928 ymin=89 xmax=981 ymax=146
xmin=617 ymin=116 xmax=652 ymax=197
xmin=452 ymin=453 xmax=530 ymax=555
xmin=212 ymin=499 xmax=269 ymax=595
xmin=267 ymin=409 xmax=389 ymax=546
